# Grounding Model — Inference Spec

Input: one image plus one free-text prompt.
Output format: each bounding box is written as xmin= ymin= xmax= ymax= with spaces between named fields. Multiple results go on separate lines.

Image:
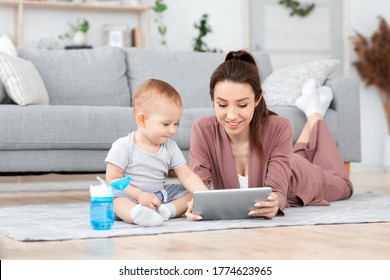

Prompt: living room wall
xmin=141 ymin=0 xmax=390 ymax=172
xmin=150 ymin=0 xmax=248 ymax=51
xmin=347 ymin=0 xmax=390 ymax=171
xmin=0 ymin=0 xmax=247 ymax=51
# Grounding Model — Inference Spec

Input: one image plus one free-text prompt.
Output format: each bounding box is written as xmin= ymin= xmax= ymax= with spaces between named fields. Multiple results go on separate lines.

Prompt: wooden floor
xmin=0 ymin=171 xmax=389 ymax=260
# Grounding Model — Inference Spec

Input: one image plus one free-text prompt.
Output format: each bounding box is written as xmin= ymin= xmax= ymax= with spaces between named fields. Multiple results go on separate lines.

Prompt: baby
xmin=105 ymin=79 xmax=208 ymax=226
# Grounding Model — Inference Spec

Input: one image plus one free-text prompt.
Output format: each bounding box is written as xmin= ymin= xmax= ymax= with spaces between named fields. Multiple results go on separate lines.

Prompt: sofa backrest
xmin=17 ymin=47 xmax=130 ymax=106
xmin=125 ymin=48 xmax=272 ymax=108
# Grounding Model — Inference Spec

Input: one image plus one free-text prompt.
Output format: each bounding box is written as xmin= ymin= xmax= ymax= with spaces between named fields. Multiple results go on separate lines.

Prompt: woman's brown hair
xmin=209 ymin=50 xmax=275 ymax=160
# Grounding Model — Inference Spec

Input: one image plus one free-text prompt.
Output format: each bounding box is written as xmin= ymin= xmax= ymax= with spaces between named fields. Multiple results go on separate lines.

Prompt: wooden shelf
xmin=0 ymin=0 xmax=152 ymax=47
xmin=0 ymin=0 xmax=151 ymax=12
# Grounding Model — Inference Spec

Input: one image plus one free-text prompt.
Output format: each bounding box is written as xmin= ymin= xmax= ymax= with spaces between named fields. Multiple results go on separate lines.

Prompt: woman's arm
xmin=189 ymin=119 xmax=213 ymax=188
xmin=250 ymin=119 xmax=293 ymax=218
xmin=263 ymin=119 xmax=293 ymax=212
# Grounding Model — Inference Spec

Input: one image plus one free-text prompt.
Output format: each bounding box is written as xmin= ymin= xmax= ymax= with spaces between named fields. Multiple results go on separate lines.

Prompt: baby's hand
xmin=137 ymin=192 xmax=161 ymax=210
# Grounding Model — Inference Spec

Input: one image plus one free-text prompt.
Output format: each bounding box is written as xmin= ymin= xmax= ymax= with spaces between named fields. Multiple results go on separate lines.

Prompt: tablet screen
xmin=192 ymin=187 xmax=272 ymax=220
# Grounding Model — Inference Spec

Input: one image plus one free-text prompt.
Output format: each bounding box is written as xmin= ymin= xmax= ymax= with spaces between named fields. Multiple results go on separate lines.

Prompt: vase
xmin=72 ymin=31 xmax=87 ymax=46
xmin=384 ymin=136 xmax=390 ymax=172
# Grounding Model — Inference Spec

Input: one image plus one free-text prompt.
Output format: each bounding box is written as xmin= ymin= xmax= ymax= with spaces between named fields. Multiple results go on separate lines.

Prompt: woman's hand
xmin=248 ymin=192 xmax=279 ymax=219
xmin=137 ymin=192 xmax=161 ymax=211
xmin=185 ymin=199 xmax=203 ymax=221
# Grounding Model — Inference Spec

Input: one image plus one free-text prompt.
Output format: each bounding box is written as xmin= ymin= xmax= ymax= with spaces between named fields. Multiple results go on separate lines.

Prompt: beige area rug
xmin=0 ymin=192 xmax=389 ymax=242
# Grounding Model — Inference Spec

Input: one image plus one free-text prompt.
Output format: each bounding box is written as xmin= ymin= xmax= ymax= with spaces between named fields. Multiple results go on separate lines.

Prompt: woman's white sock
xmin=131 ymin=204 xmax=163 ymax=227
xmin=301 ymin=78 xmax=317 ymax=96
xmin=317 ymin=86 xmax=333 ymax=116
xmin=296 ymin=79 xmax=321 ymax=117
xmin=296 ymin=79 xmax=333 ymax=117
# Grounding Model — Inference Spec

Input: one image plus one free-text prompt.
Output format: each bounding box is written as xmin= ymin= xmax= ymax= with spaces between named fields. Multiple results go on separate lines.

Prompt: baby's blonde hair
xmin=133 ymin=79 xmax=183 ymax=117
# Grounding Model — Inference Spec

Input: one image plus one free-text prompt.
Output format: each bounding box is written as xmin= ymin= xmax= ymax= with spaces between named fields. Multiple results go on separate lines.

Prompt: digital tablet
xmin=192 ymin=187 xmax=272 ymax=220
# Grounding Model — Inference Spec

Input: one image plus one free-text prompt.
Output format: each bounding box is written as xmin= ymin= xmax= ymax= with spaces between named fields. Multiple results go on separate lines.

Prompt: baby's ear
xmin=136 ymin=113 xmax=147 ymax=127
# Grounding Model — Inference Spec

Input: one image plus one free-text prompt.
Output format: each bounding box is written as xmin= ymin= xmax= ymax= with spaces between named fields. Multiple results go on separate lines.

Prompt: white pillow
xmin=0 ymin=34 xmax=17 ymax=57
xmin=0 ymin=53 xmax=49 ymax=106
xmin=0 ymin=34 xmax=18 ymax=103
xmin=262 ymin=60 xmax=340 ymax=107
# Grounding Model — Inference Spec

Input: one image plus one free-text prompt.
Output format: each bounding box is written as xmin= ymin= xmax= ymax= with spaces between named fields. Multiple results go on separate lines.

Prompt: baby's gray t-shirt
xmin=105 ymin=132 xmax=186 ymax=193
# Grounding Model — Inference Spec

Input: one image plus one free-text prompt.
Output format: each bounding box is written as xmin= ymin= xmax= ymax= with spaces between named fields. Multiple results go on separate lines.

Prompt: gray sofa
xmin=0 ymin=47 xmax=361 ymax=173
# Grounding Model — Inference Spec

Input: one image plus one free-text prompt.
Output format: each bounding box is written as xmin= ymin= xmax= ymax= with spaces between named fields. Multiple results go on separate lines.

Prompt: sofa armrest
xmin=325 ymin=77 xmax=361 ymax=162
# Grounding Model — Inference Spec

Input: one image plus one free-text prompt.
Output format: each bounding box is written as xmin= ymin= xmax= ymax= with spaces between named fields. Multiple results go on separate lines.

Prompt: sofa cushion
xmin=263 ymin=60 xmax=340 ymax=107
xmin=125 ymin=48 xmax=272 ymax=108
xmin=0 ymin=104 xmax=214 ymax=151
xmin=17 ymin=47 xmax=130 ymax=106
xmin=0 ymin=53 xmax=49 ymax=105
xmin=0 ymin=105 xmax=137 ymax=150
xmin=171 ymin=107 xmax=215 ymax=149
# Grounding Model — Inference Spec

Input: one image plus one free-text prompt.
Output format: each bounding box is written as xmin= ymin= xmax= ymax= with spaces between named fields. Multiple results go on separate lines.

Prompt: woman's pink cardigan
xmin=189 ymin=115 xmax=353 ymax=212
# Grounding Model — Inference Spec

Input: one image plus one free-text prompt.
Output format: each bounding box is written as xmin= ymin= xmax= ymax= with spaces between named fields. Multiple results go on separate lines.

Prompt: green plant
xmin=193 ymin=14 xmax=221 ymax=53
xmin=59 ymin=18 xmax=89 ymax=40
xmin=153 ymin=0 xmax=168 ymax=46
xmin=278 ymin=0 xmax=315 ymax=17
xmin=350 ymin=16 xmax=390 ymax=133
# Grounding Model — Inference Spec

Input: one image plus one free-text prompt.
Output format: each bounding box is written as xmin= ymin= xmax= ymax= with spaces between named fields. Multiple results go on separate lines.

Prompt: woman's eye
xmin=217 ymin=104 xmax=227 ymax=108
xmin=238 ymin=104 xmax=248 ymax=108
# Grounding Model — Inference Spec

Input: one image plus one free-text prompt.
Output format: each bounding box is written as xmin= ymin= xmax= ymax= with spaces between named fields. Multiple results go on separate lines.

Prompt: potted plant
xmin=278 ymin=0 xmax=315 ymax=17
xmin=350 ymin=16 xmax=390 ymax=171
xmin=152 ymin=0 xmax=168 ymax=49
xmin=59 ymin=18 xmax=90 ymax=46
xmin=193 ymin=14 xmax=221 ymax=53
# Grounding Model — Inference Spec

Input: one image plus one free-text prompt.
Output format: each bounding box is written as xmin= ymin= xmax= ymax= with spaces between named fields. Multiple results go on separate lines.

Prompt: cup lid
xmin=89 ymin=184 xmax=113 ymax=197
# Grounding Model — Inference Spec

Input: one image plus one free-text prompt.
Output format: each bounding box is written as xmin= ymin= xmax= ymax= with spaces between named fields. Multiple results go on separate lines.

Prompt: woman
xmin=186 ymin=50 xmax=353 ymax=221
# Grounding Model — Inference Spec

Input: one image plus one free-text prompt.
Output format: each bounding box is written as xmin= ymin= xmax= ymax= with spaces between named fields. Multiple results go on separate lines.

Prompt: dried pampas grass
xmin=351 ymin=16 xmax=390 ymax=132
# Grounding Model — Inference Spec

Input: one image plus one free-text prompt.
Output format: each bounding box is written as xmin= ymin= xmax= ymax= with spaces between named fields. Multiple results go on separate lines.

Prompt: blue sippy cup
xmin=89 ymin=181 xmax=114 ymax=230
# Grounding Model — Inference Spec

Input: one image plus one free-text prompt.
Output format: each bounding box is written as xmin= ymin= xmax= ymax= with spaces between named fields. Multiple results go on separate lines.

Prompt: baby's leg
xmin=131 ymin=204 xmax=164 ymax=226
xmin=157 ymin=192 xmax=193 ymax=221
xmin=157 ymin=184 xmax=192 ymax=220
xmin=114 ymin=197 xmax=163 ymax=226
xmin=157 ymin=203 xmax=176 ymax=221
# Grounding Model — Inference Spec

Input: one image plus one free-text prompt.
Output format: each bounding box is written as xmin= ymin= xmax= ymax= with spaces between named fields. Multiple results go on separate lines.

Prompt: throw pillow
xmin=262 ymin=59 xmax=340 ymax=107
xmin=0 ymin=53 xmax=49 ymax=105
xmin=0 ymin=34 xmax=17 ymax=57
xmin=18 ymin=47 xmax=130 ymax=106
xmin=0 ymin=34 xmax=18 ymax=103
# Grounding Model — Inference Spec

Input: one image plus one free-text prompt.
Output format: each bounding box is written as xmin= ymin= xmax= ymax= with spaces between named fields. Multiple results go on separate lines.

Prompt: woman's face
xmin=213 ymin=81 xmax=259 ymax=137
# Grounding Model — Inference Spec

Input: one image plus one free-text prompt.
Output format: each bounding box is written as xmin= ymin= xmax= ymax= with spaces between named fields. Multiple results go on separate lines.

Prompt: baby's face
xmin=143 ymin=98 xmax=183 ymax=145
